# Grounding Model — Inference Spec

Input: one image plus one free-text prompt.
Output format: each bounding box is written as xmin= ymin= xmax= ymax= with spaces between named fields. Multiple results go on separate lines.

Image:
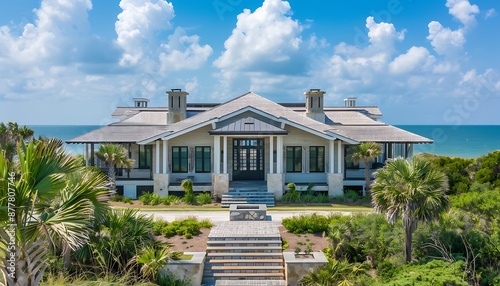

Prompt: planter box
xmin=229 ymin=204 xmax=267 ymax=221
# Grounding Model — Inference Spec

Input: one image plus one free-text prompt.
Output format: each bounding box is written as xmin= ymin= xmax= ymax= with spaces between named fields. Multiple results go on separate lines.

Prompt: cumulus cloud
xmin=427 ymin=21 xmax=465 ymax=56
xmin=213 ymin=0 xmax=303 ymax=72
xmin=446 ymin=0 xmax=479 ymax=27
xmin=115 ymin=0 xmax=174 ymax=66
xmin=159 ymin=27 xmax=213 ymax=71
xmin=389 ymin=46 xmax=435 ymax=75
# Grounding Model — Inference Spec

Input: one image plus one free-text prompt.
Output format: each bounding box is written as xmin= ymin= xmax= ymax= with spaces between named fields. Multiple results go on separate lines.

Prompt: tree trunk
xmin=404 ymin=223 xmax=413 ymax=262
xmin=108 ymin=164 xmax=116 ymax=195
xmin=363 ymin=160 xmax=370 ymax=196
xmin=62 ymin=241 xmax=72 ymax=270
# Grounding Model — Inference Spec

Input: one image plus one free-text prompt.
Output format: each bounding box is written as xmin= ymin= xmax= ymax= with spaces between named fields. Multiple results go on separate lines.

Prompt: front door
xmin=233 ymin=138 xmax=264 ymax=180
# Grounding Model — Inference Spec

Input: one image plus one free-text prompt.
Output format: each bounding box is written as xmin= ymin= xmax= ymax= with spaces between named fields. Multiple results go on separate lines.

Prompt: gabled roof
xmin=139 ymin=92 xmax=357 ymax=144
xmin=66 ymin=124 xmax=170 ymax=144
xmin=209 ymin=117 xmax=288 ymax=135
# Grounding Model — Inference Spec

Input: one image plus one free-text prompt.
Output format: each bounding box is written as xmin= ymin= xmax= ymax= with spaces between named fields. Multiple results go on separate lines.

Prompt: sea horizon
xmin=28 ymin=124 xmax=500 ymax=159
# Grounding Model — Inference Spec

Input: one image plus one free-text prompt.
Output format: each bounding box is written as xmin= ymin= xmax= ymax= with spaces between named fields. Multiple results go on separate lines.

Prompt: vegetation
xmin=349 ymin=142 xmax=382 ymax=196
xmin=371 ymin=157 xmax=449 ymax=262
xmin=152 ymin=217 xmax=213 ymax=239
xmin=0 ymin=121 xmax=34 ymax=161
xmin=282 ymin=213 xmax=331 ymax=234
xmin=110 ymin=194 xmax=134 ymax=204
xmin=95 ymin=143 xmax=134 ymax=193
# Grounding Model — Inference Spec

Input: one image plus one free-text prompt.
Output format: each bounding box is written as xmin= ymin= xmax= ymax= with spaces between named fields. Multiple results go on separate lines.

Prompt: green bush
xmin=110 ymin=194 xmax=133 ymax=204
xmin=156 ymin=217 xmax=213 ymax=238
xmin=344 ymin=189 xmax=360 ymax=201
xmin=150 ymin=194 xmax=162 ymax=205
xmin=281 ymin=183 xmax=301 ymax=203
xmin=139 ymin=192 xmax=154 ymax=205
xmin=313 ymin=193 xmax=331 ymax=203
xmin=378 ymin=260 xmax=468 ymax=286
xmin=282 ymin=213 xmax=330 ymax=234
xmin=162 ymin=195 xmax=181 ymax=205
xmin=196 ymin=193 xmax=212 ymax=205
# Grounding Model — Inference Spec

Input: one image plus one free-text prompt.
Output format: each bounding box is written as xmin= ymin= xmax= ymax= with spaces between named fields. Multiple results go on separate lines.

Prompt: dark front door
xmin=233 ymin=139 xmax=264 ymax=180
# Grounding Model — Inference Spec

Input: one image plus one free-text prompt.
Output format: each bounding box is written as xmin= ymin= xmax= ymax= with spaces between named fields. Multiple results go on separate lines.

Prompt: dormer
xmin=305 ymin=88 xmax=325 ymax=123
xmin=167 ymin=88 xmax=188 ymax=124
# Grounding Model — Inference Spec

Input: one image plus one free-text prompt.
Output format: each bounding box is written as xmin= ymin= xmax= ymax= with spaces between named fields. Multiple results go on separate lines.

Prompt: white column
xmin=269 ymin=136 xmax=274 ymax=173
xmin=85 ymin=143 xmax=89 ymax=166
xmin=223 ymin=136 xmax=228 ymax=173
xmin=277 ymin=136 xmax=284 ymax=173
xmin=214 ymin=136 xmax=220 ymax=174
xmin=329 ymin=140 xmax=334 ymax=173
xmin=155 ymin=141 xmax=160 ymax=173
xmin=162 ymin=140 xmax=168 ymax=174
xmin=336 ymin=140 xmax=342 ymax=174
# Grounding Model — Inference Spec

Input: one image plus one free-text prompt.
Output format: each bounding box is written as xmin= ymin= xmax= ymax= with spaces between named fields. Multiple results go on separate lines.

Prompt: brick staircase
xmin=221 ymin=189 xmax=275 ymax=207
xmin=201 ymin=221 xmax=286 ymax=286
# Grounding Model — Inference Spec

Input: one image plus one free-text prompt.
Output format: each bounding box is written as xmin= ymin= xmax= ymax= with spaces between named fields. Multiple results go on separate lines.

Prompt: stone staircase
xmin=201 ymin=221 xmax=286 ymax=286
xmin=221 ymin=189 xmax=275 ymax=207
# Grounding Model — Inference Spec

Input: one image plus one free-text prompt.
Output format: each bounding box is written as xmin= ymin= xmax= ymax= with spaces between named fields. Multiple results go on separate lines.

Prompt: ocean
xmin=28 ymin=125 xmax=500 ymax=159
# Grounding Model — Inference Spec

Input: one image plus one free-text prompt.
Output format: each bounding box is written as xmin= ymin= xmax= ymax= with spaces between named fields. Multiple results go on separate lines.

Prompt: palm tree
xmin=349 ymin=142 xmax=382 ymax=196
xmin=0 ymin=121 xmax=34 ymax=161
xmin=0 ymin=138 xmax=109 ymax=285
xmin=371 ymin=157 xmax=449 ymax=262
xmin=131 ymin=244 xmax=180 ymax=283
xmin=95 ymin=144 xmax=134 ymax=194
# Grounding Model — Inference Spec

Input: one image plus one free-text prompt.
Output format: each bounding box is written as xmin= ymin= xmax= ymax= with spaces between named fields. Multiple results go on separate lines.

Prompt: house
xmin=67 ymin=89 xmax=431 ymax=199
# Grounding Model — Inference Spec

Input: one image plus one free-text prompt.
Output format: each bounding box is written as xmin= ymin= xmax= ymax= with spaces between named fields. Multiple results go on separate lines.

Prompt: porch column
xmin=155 ymin=141 xmax=160 ymax=173
xmin=162 ymin=140 xmax=168 ymax=174
xmin=85 ymin=143 xmax=89 ymax=166
xmin=269 ymin=136 xmax=274 ymax=173
xmin=214 ymin=136 xmax=221 ymax=174
xmin=277 ymin=136 xmax=284 ymax=173
xmin=329 ymin=140 xmax=334 ymax=173
xmin=336 ymin=140 xmax=342 ymax=174
xmin=223 ymin=136 xmax=228 ymax=173
xmin=90 ymin=143 xmax=95 ymax=166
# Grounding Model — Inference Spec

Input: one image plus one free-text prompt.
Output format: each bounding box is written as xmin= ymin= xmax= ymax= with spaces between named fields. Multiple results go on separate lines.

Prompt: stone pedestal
xmin=212 ymin=173 xmax=229 ymax=200
xmin=162 ymin=252 xmax=205 ymax=286
xmin=328 ymin=173 xmax=343 ymax=197
xmin=267 ymin=173 xmax=284 ymax=199
xmin=284 ymin=252 xmax=328 ymax=285
xmin=154 ymin=173 xmax=169 ymax=196
xmin=229 ymin=204 xmax=267 ymax=221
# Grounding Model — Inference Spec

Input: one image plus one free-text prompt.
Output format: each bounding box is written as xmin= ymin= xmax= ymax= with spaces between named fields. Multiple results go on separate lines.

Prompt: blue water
xmin=397 ymin=125 xmax=500 ymax=158
xmin=28 ymin=125 xmax=500 ymax=158
xmin=29 ymin=125 xmax=102 ymax=154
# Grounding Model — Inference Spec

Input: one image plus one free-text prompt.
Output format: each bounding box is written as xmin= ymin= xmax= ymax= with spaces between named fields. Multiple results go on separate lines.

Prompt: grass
xmin=179 ymin=254 xmax=193 ymax=260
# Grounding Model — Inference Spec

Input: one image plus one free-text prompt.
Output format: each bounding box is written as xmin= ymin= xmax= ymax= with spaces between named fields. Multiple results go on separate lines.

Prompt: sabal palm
xmin=132 ymin=244 xmax=180 ymax=282
xmin=95 ymin=144 xmax=134 ymax=193
xmin=350 ymin=142 xmax=382 ymax=196
xmin=0 ymin=139 xmax=110 ymax=285
xmin=0 ymin=121 xmax=34 ymax=161
xmin=371 ymin=157 xmax=449 ymax=262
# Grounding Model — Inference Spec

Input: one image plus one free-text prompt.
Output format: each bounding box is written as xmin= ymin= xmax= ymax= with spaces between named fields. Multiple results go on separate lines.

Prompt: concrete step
xmin=214 ymin=280 xmax=286 ymax=286
xmin=208 ymin=259 xmax=283 ymax=264
xmin=222 ymin=193 xmax=274 ymax=197
xmin=208 ymin=237 xmax=281 ymax=242
xmin=207 ymin=252 xmax=282 ymax=257
xmin=207 ymin=240 xmax=282 ymax=245
xmin=209 ymin=266 xmax=284 ymax=271
xmin=211 ymin=272 xmax=285 ymax=278
xmin=207 ymin=246 xmax=282 ymax=251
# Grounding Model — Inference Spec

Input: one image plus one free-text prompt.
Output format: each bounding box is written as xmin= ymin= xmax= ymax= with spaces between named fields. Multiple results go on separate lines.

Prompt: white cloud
xmin=446 ymin=0 xmax=479 ymax=27
xmin=389 ymin=46 xmax=435 ymax=75
xmin=427 ymin=21 xmax=465 ymax=56
xmin=115 ymin=0 xmax=174 ymax=66
xmin=159 ymin=28 xmax=213 ymax=71
xmin=213 ymin=0 xmax=303 ymax=72
xmin=366 ymin=16 xmax=405 ymax=50
xmin=485 ymin=9 xmax=496 ymax=19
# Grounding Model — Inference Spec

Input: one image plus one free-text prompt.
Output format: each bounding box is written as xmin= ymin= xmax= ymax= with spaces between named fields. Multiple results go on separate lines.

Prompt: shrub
xmin=158 ymin=217 xmax=213 ymax=238
xmin=162 ymin=195 xmax=181 ymax=205
xmin=380 ymin=260 xmax=468 ymax=285
xmin=181 ymin=179 xmax=197 ymax=205
xmin=281 ymin=183 xmax=301 ymax=204
xmin=110 ymin=194 xmax=133 ymax=204
xmin=282 ymin=213 xmax=330 ymax=234
xmin=313 ymin=193 xmax=331 ymax=203
xmin=122 ymin=196 xmax=133 ymax=204
xmin=196 ymin=193 xmax=212 ymax=205
xmin=344 ymin=189 xmax=360 ymax=201
xmin=139 ymin=192 xmax=154 ymax=205
xmin=150 ymin=194 xmax=162 ymax=206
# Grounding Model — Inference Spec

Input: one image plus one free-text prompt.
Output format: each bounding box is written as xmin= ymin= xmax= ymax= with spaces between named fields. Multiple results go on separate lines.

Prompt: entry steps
xmin=221 ymin=188 xmax=275 ymax=207
xmin=201 ymin=221 xmax=285 ymax=286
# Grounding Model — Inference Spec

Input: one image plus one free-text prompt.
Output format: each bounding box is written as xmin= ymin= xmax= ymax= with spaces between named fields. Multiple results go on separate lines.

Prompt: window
xmin=172 ymin=146 xmax=188 ymax=173
xmin=309 ymin=146 xmax=325 ymax=172
xmin=286 ymin=146 xmax=302 ymax=172
xmin=138 ymin=145 xmax=152 ymax=169
xmin=195 ymin=146 xmax=211 ymax=173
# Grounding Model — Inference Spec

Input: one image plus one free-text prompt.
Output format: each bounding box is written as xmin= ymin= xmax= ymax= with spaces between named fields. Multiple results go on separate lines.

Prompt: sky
xmin=0 ymin=0 xmax=499 ymax=126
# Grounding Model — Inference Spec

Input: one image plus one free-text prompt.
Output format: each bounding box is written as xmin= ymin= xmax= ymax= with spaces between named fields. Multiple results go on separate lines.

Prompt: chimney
xmin=344 ymin=97 xmax=357 ymax=107
xmin=167 ymin=89 xmax=189 ymax=124
xmin=304 ymin=88 xmax=325 ymax=123
xmin=133 ymin=98 xmax=149 ymax=108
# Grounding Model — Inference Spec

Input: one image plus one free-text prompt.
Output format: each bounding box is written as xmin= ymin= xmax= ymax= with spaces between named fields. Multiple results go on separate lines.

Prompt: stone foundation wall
xmin=283 ymin=252 xmax=328 ymax=285
xmin=153 ymin=173 xmax=169 ymax=196
xmin=328 ymin=173 xmax=344 ymax=197
xmin=267 ymin=173 xmax=284 ymax=199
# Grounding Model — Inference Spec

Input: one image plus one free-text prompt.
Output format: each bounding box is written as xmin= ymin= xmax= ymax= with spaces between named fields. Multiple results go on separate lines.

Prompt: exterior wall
xmin=162 ymin=252 xmax=205 ymax=286
xmin=117 ymin=180 xmax=154 ymax=199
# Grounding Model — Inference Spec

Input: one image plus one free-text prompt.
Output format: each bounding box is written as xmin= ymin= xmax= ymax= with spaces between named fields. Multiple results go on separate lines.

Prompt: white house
xmin=67 ymin=89 xmax=431 ymax=199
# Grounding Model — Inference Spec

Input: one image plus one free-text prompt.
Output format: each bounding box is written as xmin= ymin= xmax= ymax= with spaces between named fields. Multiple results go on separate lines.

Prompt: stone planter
xmin=283 ymin=251 xmax=328 ymax=285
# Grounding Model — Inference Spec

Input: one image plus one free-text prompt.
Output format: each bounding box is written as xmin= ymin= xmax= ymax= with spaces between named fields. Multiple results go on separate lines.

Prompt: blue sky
xmin=0 ymin=0 xmax=499 ymax=125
